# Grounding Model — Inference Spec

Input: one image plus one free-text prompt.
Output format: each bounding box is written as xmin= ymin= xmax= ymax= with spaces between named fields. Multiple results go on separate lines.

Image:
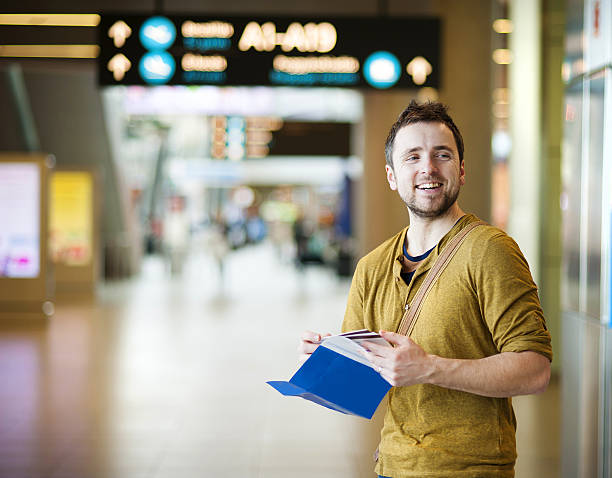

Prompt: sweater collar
xmin=393 ymin=214 xmax=477 ymax=280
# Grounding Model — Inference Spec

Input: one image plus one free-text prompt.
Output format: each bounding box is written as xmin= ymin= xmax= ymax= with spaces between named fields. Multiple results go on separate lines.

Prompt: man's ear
xmin=459 ymin=160 xmax=465 ymax=186
xmin=386 ymin=164 xmax=397 ymax=190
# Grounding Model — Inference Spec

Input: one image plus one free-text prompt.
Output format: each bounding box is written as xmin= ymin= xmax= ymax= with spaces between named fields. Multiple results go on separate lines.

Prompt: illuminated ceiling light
xmin=0 ymin=44 xmax=100 ymax=58
xmin=493 ymin=19 xmax=513 ymax=34
xmin=492 ymin=130 xmax=512 ymax=158
xmin=493 ymin=87 xmax=510 ymax=103
xmin=493 ymin=102 xmax=510 ymax=119
xmin=492 ymin=49 xmax=513 ymax=64
xmin=0 ymin=14 xmax=100 ymax=27
xmin=561 ymin=62 xmax=571 ymax=82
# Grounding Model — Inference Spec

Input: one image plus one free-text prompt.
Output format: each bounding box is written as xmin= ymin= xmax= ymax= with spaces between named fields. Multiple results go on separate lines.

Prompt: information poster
xmin=0 ymin=163 xmax=40 ymax=278
xmin=49 ymin=172 xmax=93 ymax=266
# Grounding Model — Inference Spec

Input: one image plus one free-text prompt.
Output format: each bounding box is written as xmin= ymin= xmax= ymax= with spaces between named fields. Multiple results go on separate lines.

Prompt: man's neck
xmin=405 ymin=204 xmax=466 ymax=256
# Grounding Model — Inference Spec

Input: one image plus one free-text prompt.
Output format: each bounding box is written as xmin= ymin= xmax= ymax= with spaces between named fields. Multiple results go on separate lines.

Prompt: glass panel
xmin=564 ymin=0 xmax=584 ymax=81
xmin=604 ymin=69 xmax=612 ymax=478
xmin=579 ymin=319 xmax=601 ymax=477
xmin=586 ymin=72 xmax=606 ymax=318
xmin=561 ymin=312 xmax=581 ymax=477
xmin=561 ymin=312 xmax=602 ymax=478
xmin=561 ymin=81 xmax=583 ymax=312
xmin=604 ymin=327 xmax=612 ymax=477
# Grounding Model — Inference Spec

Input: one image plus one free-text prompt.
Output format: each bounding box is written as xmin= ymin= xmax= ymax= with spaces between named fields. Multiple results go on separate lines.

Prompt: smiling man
xmin=299 ymin=101 xmax=552 ymax=478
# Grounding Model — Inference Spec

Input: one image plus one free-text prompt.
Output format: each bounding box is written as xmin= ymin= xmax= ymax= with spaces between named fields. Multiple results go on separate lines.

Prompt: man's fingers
xmin=298 ymin=331 xmax=332 ymax=355
xmin=301 ymin=330 xmax=322 ymax=343
xmin=300 ymin=331 xmax=332 ymax=343
xmin=361 ymin=340 xmax=393 ymax=357
xmin=298 ymin=342 xmax=318 ymax=355
xmin=362 ymin=348 xmax=382 ymax=366
xmin=298 ymin=331 xmax=320 ymax=355
xmin=362 ymin=350 xmax=393 ymax=381
xmin=380 ymin=330 xmax=411 ymax=346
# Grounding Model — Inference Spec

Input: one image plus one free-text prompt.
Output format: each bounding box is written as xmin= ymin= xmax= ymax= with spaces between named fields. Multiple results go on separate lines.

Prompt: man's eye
xmin=406 ymin=156 xmax=418 ymax=161
xmin=437 ymin=153 xmax=451 ymax=159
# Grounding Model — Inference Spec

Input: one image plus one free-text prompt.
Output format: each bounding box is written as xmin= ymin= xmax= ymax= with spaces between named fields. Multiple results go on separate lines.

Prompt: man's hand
xmin=298 ymin=330 xmax=331 ymax=364
xmin=362 ymin=330 xmax=551 ymax=397
xmin=362 ymin=330 xmax=434 ymax=386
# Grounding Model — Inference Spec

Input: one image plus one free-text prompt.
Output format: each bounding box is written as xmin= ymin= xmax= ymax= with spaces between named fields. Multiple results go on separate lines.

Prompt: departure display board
xmin=98 ymin=14 xmax=440 ymax=89
xmin=209 ymin=117 xmax=351 ymax=160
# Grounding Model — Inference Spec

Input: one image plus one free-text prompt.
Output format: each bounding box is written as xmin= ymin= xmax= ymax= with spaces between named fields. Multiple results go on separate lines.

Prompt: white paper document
xmin=319 ymin=330 xmax=391 ymax=369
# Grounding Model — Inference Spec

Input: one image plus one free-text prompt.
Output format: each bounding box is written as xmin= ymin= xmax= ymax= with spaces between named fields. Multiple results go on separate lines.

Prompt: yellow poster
xmin=49 ymin=172 xmax=93 ymax=266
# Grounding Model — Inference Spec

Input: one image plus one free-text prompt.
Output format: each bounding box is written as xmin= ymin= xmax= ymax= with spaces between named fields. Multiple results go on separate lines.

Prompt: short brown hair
xmin=384 ymin=100 xmax=464 ymax=168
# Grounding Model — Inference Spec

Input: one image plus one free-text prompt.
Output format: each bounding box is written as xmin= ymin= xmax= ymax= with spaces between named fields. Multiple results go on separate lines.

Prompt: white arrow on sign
xmin=406 ymin=56 xmax=432 ymax=85
xmin=108 ymin=20 xmax=132 ymax=48
xmin=107 ymin=53 xmax=131 ymax=81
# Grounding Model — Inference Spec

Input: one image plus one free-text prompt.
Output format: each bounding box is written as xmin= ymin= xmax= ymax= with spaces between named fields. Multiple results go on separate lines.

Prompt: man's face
xmin=386 ymin=122 xmax=465 ymax=218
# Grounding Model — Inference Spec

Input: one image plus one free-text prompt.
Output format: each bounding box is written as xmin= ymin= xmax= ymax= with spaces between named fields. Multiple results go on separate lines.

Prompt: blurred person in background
xmin=245 ymin=206 xmax=267 ymax=244
xmin=164 ymin=195 xmax=189 ymax=275
xmin=298 ymin=101 xmax=552 ymax=478
xmin=205 ymin=213 xmax=229 ymax=290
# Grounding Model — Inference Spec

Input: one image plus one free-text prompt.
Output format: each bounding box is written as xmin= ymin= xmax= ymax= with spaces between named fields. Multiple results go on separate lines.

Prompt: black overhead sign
xmin=98 ymin=14 xmax=440 ymax=89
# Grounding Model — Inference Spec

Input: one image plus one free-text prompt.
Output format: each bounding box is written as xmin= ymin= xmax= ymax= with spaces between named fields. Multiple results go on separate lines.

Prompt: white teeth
xmin=417 ymin=183 xmax=442 ymax=189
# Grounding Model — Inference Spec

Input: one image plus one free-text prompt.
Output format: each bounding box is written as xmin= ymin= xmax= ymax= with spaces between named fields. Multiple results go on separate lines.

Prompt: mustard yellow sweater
xmin=342 ymin=214 xmax=553 ymax=478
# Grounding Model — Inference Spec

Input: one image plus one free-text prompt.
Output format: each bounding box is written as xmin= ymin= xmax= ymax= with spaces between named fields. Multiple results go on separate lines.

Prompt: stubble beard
xmin=403 ymin=184 xmax=460 ymax=219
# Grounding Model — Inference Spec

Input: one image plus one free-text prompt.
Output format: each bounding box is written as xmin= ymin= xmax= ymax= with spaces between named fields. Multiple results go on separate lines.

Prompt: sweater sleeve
xmin=474 ymin=231 xmax=553 ymax=361
xmin=341 ymin=258 xmax=366 ymax=333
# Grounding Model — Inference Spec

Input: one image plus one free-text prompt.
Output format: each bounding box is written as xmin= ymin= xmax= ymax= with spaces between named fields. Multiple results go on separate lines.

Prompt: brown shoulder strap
xmin=397 ymin=221 xmax=486 ymax=337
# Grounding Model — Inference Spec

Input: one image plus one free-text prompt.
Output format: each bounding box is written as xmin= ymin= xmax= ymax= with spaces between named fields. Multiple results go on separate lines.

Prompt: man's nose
xmin=419 ymin=156 xmax=438 ymax=174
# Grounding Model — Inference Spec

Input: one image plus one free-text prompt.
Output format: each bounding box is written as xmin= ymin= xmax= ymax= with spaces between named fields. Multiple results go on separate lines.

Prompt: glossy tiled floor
xmin=0 ymin=243 xmax=560 ymax=478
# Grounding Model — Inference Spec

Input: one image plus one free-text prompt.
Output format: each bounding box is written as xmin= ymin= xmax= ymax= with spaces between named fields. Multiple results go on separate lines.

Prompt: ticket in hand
xmin=318 ymin=329 xmax=391 ymax=347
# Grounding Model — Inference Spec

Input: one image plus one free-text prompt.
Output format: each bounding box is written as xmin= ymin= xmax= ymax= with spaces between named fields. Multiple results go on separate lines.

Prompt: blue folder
xmin=267 ymin=337 xmax=392 ymax=419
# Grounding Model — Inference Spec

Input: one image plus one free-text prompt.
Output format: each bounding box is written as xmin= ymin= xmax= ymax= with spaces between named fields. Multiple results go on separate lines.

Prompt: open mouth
xmin=416 ymin=182 xmax=442 ymax=190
